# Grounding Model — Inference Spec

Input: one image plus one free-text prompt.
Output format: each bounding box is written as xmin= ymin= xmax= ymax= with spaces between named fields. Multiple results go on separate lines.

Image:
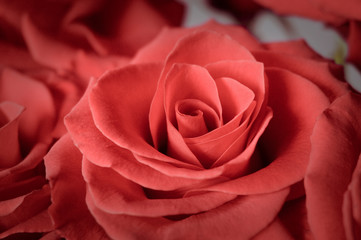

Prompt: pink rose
xmin=0 ymin=0 xmax=184 ymax=86
xmin=248 ymin=0 xmax=361 ymax=71
xmin=45 ymin=21 xmax=361 ymax=239
xmin=0 ymin=65 xmax=79 ymax=239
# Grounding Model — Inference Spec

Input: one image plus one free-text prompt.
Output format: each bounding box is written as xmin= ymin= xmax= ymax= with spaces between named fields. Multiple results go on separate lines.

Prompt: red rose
xmin=0 ymin=0 xmax=184 ymax=87
xmin=249 ymin=0 xmax=361 ymax=72
xmin=45 ymin=21 xmax=360 ymax=239
xmin=0 ymin=66 xmax=78 ymax=239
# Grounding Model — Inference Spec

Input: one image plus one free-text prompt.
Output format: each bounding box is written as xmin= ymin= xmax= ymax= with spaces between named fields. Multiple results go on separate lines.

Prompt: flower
xmin=45 ymin=21 xmax=361 ymax=239
xmin=0 ymin=0 xmax=184 ymax=87
xmin=0 ymin=65 xmax=79 ymax=239
xmin=248 ymin=0 xmax=361 ymax=71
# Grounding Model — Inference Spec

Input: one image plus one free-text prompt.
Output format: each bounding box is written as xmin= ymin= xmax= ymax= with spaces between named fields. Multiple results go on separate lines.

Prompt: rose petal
xmin=212 ymin=107 xmax=272 ymax=173
xmin=305 ymin=92 xmax=361 ymax=240
xmin=343 ymin=154 xmax=361 ymax=240
xmin=0 ymin=41 xmax=45 ymax=71
xmin=86 ymin=187 xmax=289 ymax=240
xmin=0 ymin=102 xmax=23 ymax=168
xmin=311 ymin=0 xmax=361 ymax=21
xmin=348 ymin=21 xmax=361 ymax=70
xmin=206 ymin=60 xmax=266 ymax=118
xmin=252 ymin=50 xmax=349 ymax=101
xmin=73 ymin=50 xmax=130 ymax=85
xmin=89 ymin=63 xmax=162 ymax=156
xmin=263 ymin=39 xmax=325 ymax=60
xmin=21 ymin=14 xmax=76 ymax=72
xmin=83 ymin=158 xmax=237 ymax=217
xmin=215 ymin=76 xmax=255 ymax=123
xmin=132 ymin=20 xmax=262 ymax=64
xmin=114 ymin=0 xmax=169 ymax=56
xmin=0 ymin=210 xmax=53 ymax=239
xmin=252 ymin=218 xmax=293 ymax=240
xmin=0 ymin=68 xmax=55 ymax=150
xmin=44 ymin=134 xmax=108 ymax=240
xmin=254 ymin=0 xmax=345 ymax=24
xmin=175 ymin=99 xmax=216 ymax=138
xmin=0 ymin=185 xmax=51 ymax=238
xmin=0 ymin=141 xmax=49 ymax=179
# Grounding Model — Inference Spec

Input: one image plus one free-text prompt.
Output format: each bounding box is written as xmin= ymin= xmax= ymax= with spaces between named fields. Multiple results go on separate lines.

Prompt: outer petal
xmin=44 ymin=134 xmax=109 ymax=240
xmin=305 ymin=92 xmax=361 ymax=240
xmin=252 ymin=50 xmax=349 ymax=101
xmin=254 ymin=0 xmax=345 ymax=24
xmin=343 ymin=154 xmax=361 ymax=240
xmin=0 ymin=187 xmax=52 ymax=239
xmin=83 ymin=158 xmax=237 ymax=217
xmin=263 ymin=39 xmax=325 ymax=60
xmin=132 ymin=21 xmax=262 ymax=64
xmin=89 ymin=63 xmax=163 ymax=159
xmin=252 ymin=218 xmax=294 ymax=240
xmin=347 ymin=21 xmax=361 ymax=70
xmin=86 ymin=187 xmax=289 ymax=240
xmin=0 ymin=210 xmax=53 ymax=239
xmin=311 ymin=0 xmax=361 ymax=21
xmin=21 ymin=15 xmax=76 ymax=73
xmin=0 ymin=68 xmax=55 ymax=149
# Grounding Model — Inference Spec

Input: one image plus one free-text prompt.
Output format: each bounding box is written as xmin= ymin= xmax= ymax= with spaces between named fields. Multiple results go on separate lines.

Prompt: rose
xmin=0 ymin=0 xmax=184 ymax=86
xmin=45 ymin=21 xmax=361 ymax=239
xmin=0 ymin=27 xmax=82 ymax=238
xmin=0 ymin=0 xmax=184 ymax=56
xmin=0 ymin=64 xmax=80 ymax=239
xmin=244 ymin=0 xmax=361 ymax=72
xmin=210 ymin=0 xmax=361 ymax=75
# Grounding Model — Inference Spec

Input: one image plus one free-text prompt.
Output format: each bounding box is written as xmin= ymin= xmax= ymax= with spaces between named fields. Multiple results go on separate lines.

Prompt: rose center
xmin=175 ymin=99 xmax=221 ymax=138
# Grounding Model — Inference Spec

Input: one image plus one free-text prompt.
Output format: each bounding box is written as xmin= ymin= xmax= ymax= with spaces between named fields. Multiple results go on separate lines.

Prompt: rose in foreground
xmin=45 ymin=21 xmax=361 ymax=239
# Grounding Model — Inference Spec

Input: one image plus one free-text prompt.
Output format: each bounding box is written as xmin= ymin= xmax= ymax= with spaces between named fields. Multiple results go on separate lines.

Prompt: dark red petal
xmin=348 ymin=21 xmax=361 ymax=70
xmin=0 ymin=102 xmax=23 ymax=168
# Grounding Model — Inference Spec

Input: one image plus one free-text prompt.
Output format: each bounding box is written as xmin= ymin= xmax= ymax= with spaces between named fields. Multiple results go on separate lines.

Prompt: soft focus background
xmin=179 ymin=0 xmax=361 ymax=93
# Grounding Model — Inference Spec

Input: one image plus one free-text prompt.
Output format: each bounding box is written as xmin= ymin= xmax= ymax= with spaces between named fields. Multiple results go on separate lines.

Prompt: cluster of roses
xmin=0 ymin=0 xmax=360 ymax=239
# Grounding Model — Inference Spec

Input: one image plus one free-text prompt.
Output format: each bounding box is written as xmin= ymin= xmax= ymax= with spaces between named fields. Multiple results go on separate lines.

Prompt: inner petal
xmin=175 ymin=99 xmax=220 ymax=138
xmin=215 ymin=77 xmax=255 ymax=123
